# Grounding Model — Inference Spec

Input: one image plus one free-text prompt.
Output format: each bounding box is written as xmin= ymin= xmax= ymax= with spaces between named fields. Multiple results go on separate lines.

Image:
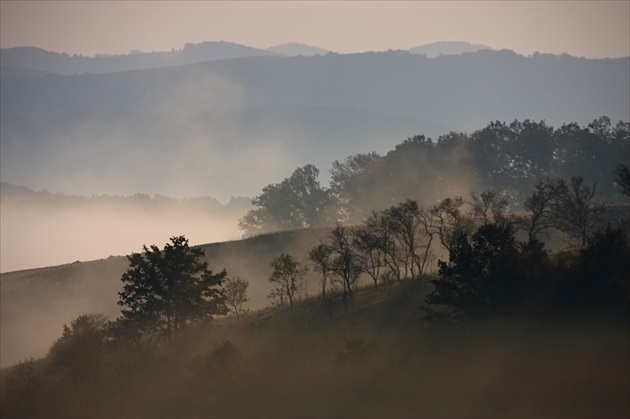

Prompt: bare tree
xmin=553 ymin=176 xmax=607 ymax=246
xmin=353 ymin=224 xmax=385 ymax=287
xmin=383 ymin=200 xmax=434 ymax=279
xmin=523 ymin=177 xmax=565 ymax=242
xmin=470 ymin=190 xmax=511 ymax=226
xmin=428 ymin=196 xmax=474 ymax=255
xmin=224 ymin=276 xmax=249 ymax=323
xmin=328 ymin=224 xmax=363 ymax=309
xmin=308 ymin=242 xmax=334 ymax=298
xmin=268 ymin=253 xmax=308 ymax=309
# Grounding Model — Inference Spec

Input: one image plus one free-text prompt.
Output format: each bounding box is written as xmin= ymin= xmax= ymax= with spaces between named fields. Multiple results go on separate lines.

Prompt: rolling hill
xmin=2 ymin=49 xmax=628 ymax=200
xmin=0 ymin=227 xmax=333 ymax=368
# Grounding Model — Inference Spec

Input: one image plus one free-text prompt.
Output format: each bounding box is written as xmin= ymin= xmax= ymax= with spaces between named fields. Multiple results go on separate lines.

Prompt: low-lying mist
xmin=0 ymin=194 xmax=248 ymax=273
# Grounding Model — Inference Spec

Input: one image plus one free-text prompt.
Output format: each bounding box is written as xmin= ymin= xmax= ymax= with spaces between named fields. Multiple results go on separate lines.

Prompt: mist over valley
xmin=2 ymin=44 xmax=628 ymax=200
xmin=1 ymin=35 xmax=629 ymax=418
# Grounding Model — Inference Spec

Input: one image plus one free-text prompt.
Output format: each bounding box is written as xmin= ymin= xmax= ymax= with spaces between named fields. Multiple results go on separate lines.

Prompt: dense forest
xmin=1 ymin=117 xmax=628 ymax=418
xmin=239 ymin=116 xmax=629 ymax=234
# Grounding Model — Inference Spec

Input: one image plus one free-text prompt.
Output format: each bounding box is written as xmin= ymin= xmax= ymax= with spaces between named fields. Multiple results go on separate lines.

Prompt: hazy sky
xmin=1 ymin=1 xmax=628 ymax=58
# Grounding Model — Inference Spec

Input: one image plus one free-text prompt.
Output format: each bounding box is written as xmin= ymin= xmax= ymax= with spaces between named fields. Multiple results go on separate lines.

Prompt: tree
xmin=329 ymin=152 xmax=381 ymax=222
xmin=382 ymin=200 xmax=434 ymax=279
xmin=268 ymin=253 xmax=308 ymax=309
xmin=522 ymin=177 xmax=565 ymax=242
xmin=118 ymin=236 xmax=227 ymax=344
xmin=552 ymin=176 xmax=607 ymax=246
xmin=352 ymin=223 xmax=385 ymax=287
xmin=224 ymin=276 xmax=249 ymax=323
xmin=308 ymin=242 xmax=334 ymax=298
xmin=327 ymin=224 xmax=363 ymax=309
xmin=239 ymin=165 xmax=335 ymax=235
xmin=470 ymin=190 xmax=511 ymax=226
xmin=614 ymin=163 xmax=630 ymax=197
xmin=47 ymin=313 xmax=108 ymax=389
xmin=424 ymin=223 xmax=541 ymax=321
xmin=428 ymin=196 xmax=474 ymax=255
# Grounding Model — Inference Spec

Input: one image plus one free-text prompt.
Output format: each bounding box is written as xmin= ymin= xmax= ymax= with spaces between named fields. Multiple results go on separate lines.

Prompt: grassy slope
xmin=0 ymin=227 xmax=331 ymax=368
xmin=2 ymin=227 xmax=629 ymax=417
xmin=4 ymin=279 xmax=627 ymax=418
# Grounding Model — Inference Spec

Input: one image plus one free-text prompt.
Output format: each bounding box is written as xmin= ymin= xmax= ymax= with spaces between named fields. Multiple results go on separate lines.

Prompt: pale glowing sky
xmin=1 ymin=1 xmax=629 ymax=58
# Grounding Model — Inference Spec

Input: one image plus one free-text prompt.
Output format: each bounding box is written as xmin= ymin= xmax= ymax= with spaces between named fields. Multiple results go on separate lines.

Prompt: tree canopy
xmin=118 ymin=235 xmax=227 ymax=344
xmin=239 ymin=164 xmax=334 ymax=236
xmin=240 ymin=117 xmax=628 ymax=233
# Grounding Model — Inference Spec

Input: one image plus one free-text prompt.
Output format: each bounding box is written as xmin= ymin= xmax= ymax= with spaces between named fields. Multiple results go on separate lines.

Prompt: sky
xmin=1 ymin=1 xmax=629 ymax=58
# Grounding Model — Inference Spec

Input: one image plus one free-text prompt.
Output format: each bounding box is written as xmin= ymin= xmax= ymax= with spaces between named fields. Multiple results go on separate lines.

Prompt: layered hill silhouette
xmin=0 ymin=41 xmax=280 ymax=76
xmin=2 ymin=48 xmax=628 ymax=199
xmin=0 ymin=40 xmax=491 ymax=75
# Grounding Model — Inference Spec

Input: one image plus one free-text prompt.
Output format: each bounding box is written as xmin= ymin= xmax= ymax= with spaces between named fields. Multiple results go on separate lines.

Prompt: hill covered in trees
xmin=2 ymin=49 xmax=627 ymax=199
xmin=2 ymin=228 xmax=628 ymax=417
xmin=2 ymin=162 xmax=628 ymax=416
xmin=239 ymin=117 xmax=629 ymax=234
xmin=1 ymin=112 xmax=628 ymax=417
xmin=2 ymin=116 xmax=628 ymax=369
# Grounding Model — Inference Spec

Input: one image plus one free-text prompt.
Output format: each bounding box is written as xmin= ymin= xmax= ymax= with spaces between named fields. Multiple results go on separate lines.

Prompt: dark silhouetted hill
xmin=2 ymin=48 xmax=628 ymax=202
xmin=0 ymin=41 xmax=279 ymax=75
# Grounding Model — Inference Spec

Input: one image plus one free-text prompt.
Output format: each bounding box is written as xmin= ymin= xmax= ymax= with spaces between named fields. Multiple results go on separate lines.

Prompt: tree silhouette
xmin=239 ymin=164 xmax=334 ymax=235
xmin=308 ymin=242 xmax=334 ymax=298
xmin=425 ymin=223 xmax=536 ymax=320
xmin=224 ymin=276 xmax=249 ymax=323
xmin=327 ymin=224 xmax=363 ymax=309
xmin=522 ymin=177 xmax=566 ymax=242
xmin=268 ymin=253 xmax=307 ymax=309
xmin=552 ymin=176 xmax=607 ymax=246
xmin=118 ymin=236 xmax=227 ymax=344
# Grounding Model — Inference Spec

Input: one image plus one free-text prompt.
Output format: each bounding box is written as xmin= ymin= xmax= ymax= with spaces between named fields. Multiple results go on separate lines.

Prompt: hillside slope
xmin=0 ymin=228 xmax=332 ymax=368
xmin=2 ymin=279 xmax=628 ymax=417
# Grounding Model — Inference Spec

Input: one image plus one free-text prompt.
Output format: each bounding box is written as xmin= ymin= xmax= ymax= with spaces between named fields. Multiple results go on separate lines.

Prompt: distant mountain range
xmin=0 ymin=41 xmax=281 ymax=76
xmin=1 ymin=41 xmax=628 ymax=200
xmin=408 ymin=41 xmax=492 ymax=57
xmin=1 ymin=40 xmax=493 ymax=76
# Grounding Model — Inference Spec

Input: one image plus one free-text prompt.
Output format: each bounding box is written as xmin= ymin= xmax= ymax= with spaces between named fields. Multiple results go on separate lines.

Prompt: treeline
xmin=0 ymin=182 xmax=251 ymax=214
xmin=239 ymin=117 xmax=629 ymax=234
xmin=295 ymin=176 xmax=629 ymax=313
